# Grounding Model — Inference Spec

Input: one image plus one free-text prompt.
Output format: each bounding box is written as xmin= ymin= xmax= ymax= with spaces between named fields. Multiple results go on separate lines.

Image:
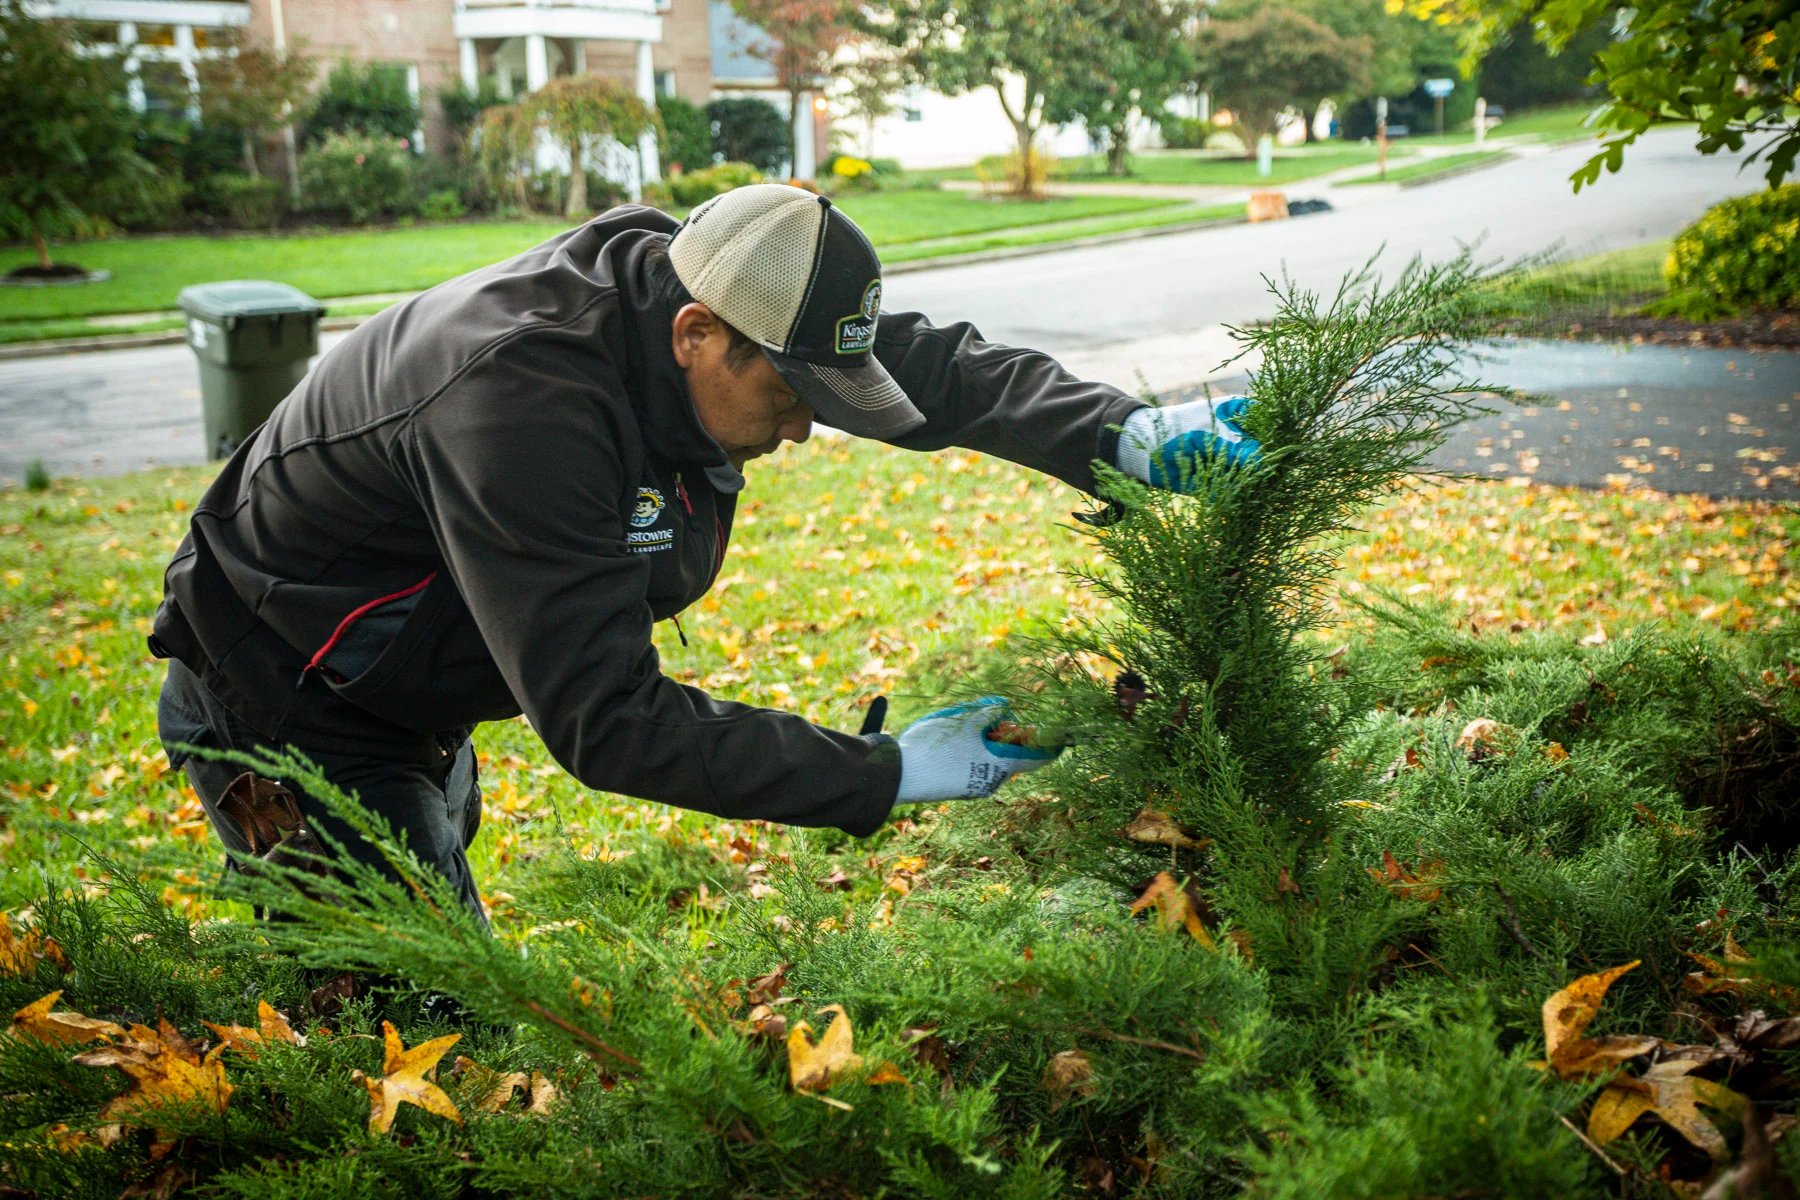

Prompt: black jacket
xmin=151 ymin=207 xmax=1145 ymax=836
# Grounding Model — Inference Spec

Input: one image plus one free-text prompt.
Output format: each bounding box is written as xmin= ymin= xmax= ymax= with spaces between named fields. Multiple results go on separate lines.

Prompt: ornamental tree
xmin=194 ymin=33 xmax=317 ymax=178
xmin=729 ymin=0 xmax=862 ymax=177
xmin=1400 ymin=0 xmax=1800 ymax=189
xmin=524 ymin=75 xmax=660 ymax=217
xmin=0 ymin=1 xmax=154 ymax=272
xmin=1040 ymin=0 xmax=1198 ymax=176
xmin=1191 ymin=4 xmax=1371 ymax=156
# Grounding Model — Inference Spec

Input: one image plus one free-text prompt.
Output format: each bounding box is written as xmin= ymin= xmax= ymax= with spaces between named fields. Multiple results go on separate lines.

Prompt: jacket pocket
xmin=306 ymin=573 xmax=518 ymax=735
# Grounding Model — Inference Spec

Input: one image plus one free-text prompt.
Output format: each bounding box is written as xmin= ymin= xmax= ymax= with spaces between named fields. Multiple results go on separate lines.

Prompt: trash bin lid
xmin=177 ymin=280 xmax=326 ymax=321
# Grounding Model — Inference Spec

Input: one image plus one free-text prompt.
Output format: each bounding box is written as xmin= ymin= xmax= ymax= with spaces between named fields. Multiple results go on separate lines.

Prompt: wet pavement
xmin=1172 ymin=340 xmax=1800 ymax=502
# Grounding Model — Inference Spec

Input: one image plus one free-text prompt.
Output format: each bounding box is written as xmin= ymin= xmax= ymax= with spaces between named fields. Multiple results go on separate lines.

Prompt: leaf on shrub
xmin=46 ymin=1120 xmax=126 ymax=1154
xmin=73 ymin=1019 xmax=233 ymax=1127
xmin=204 ymin=1000 xmax=305 ymax=1059
xmin=455 ymin=1054 xmax=528 ymax=1113
xmin=527 ymin=1070 xmax=559 ymax=1115
xmin=352 ymin=1021 xmax=462 ymax=1135
xmin=1541 ymin=961 xmax=1660 ymax=1079
xmin=1123 ymin=805 xmax=1211 ymax=850
xmin=787 ymin=1003 xmax=862 ymax=1093
xmin=1042 ymin=1049 xmax=1096 ymax=1110
xmin=0 ymin=913 xmax=68 ymax=977
xmin=866 ymin=1061 xmax=910 ymax=1087
xmin=12 ymin=991 xmax=124 ymax=1046
xmin=745 ymin=962 xmax=793 ymax=1006
xmin=1587 ymin=1059 xmax=1745 ymax=1159
xmin=1367 ymin=850 xmax=1445 ymax=902
xmin=1455 ymin=718 xmax=1509 ymax=761
xmin=1129 ymin=873 xmax=1216 ymax=948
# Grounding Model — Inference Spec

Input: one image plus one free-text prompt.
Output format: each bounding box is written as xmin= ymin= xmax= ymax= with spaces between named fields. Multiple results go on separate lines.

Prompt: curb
xmin=1398 ymin=150 xmax=1517 ymax=188
xmin=0 ymin=213 xmax=1255 ymax=360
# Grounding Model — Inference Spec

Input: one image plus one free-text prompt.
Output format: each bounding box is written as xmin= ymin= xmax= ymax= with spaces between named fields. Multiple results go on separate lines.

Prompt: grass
xmin=939 ymin=143 xmax=1386 ymax=188
xmin=0 ymin=193 xmax=1176 ymax=337
xmin=1 ymin=438 xmax=1791 ymax=911
xmin=1392 ymin=100 xmax=1604 ymax=148
xmin=1335 ymin=149 xmax=1510 ymax=186
xmin=882 ymin=201 xmax=1242 ymax=263
xmin=1478 ymin=238 xmax=1672 ymax=329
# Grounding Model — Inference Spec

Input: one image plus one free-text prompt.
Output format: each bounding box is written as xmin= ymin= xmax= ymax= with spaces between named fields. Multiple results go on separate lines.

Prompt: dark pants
xmin=156 ymin=659 xmax=489 ymax=929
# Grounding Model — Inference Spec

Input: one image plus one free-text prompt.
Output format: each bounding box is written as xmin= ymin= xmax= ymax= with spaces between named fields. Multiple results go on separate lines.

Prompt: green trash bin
xmin=177 ymin=280 xmax=326 ymax=458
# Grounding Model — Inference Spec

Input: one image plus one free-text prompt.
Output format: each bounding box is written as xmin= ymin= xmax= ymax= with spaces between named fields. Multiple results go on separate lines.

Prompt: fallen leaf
xmin=1456 ymin=718 xmax=1507 ymax=761
xmin=1367 ymin=850 xmax=1445 ymax=903
xmin=1123 ymin=805 xmax=1211 ymax=851
xmin=1542 ymin=961 xmax=1660 ymax=1079
xmin=352 ymin=1020 xmax=462 ymax=1135
xmin=1129 ymin=873 xmax=1217 ymax=948
xmin=204 ymin=1000 xmax=306 ymax=1059
xmin=73 ymin=1020 xmax=233 ymax=1127
xmin=526 ymin=1070 xmax=559 ymax=1115
xmin=454 ymin=1055 xmax=528 ymax=1113
xmin=1043 ymin=1048 xmax=1096 ymax=1110
xmin=0 ymin=913 xmax=68 ymax=978
xmin=12 ymin=991 xmax=124 ymax=1046
xmin=1587 ymin=1059 xmax=1745 ymax=1159
xmin=46 ymin=1121 xmax=126 ymax=1154
xmin=866 ymin=1061 xmax=910 ymax=1087
xmin=745 ymin=963 xmax=793 ymax=1006
xmin=787 ymin=1004 xmax=863 ymax=1092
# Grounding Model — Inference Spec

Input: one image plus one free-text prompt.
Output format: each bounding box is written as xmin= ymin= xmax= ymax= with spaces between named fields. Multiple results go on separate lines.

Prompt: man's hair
xmin=646 ymin=242 xmax=763 ymax=373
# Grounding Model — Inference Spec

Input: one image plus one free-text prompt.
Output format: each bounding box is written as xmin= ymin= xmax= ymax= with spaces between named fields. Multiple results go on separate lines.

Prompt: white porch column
xmin=634 ymin=40 xmax=660 ymax=193
xmin=792 ymin=92 xmax=816 ymax=179
xmin=120 ymin=22 xmax=145 ymax=112
xmin=525 ymin=34 xmax=550 ymax=91
xmin=459 ymin=38 xmax=478 ymax=89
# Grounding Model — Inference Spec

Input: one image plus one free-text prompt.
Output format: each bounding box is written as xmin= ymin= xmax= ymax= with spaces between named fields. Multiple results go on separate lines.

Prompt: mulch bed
xmin=1499 ymin=309 xmax=1800 ymax=351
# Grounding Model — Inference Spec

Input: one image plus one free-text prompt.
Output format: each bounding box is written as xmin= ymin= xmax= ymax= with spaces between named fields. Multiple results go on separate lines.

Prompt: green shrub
xmin=417 ymin=189 xmax=465 ymax=222
xmin=667 ymin=161 xmax=762 ymax=207
xmin=638 ymin=178 xmax=675 ymax=209
xmin=705 ymin=97 xmax=789 ymax=174
xmin=298 ymin=131 xmax=418 ymax=224
xmin=656 ymin=93 xmax=714 ymax=174
xmin=304 ymin=61 xmax=420 ymax=146
xmin=104 ymin=170 xmax=186 ymax=232
xmin=208 ymin=173 xmax=285 ymax=228
xmin=1662 ymin=184 xmax=1800 ymax=316
xmin=1159 ymin=114 xmax=1210 ymax=149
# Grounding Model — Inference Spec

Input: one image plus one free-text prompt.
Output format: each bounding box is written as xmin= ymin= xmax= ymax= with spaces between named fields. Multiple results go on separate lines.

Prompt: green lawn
xmin=0 ymin=193 xmax=1176 ymax=332
xmin=1479 ymin=238 xmax=1671 ymax=324
xmin=1395 ymin=101 xmax=1603 ymax=149
xmin=1336 ymin=149 xmax=1510 ymax=186
xmin=935 ymin=143 xmax=1385 ymax=188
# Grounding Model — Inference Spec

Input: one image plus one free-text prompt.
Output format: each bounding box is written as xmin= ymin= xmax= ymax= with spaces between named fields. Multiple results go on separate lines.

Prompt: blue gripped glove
xmin=893 ymin=697 xmax=1060 ymax=804
xmin=1113 ymin=395 xmax=1261 ymax=491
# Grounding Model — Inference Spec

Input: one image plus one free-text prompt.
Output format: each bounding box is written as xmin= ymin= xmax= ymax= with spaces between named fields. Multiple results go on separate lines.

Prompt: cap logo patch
xmin=835 ymin=279 xmax=881 ymax=356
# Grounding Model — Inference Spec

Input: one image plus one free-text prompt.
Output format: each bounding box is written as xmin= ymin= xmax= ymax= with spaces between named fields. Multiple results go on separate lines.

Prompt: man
xmin=152 ymin=184 xmax=1258 ymax=922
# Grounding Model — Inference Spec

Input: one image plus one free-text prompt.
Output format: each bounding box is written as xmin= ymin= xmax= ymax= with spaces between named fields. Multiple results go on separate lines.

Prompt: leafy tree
xmin=0 ymin=2 xmax=154 ymax=271
xmin=1192 ymin=4 xmax=1370 ymax=156
xmin=1287 ymin=0 xmax=1430 ymax=140
xmin=194 ymin=33 xmax=316 ymax=178
xmin=656 ymin=93 xmax=715 ymax=173
xmin=706 ymin=96 xmax=791 ymax=174
xmin=439 ymin=76 xmax=511 ymax=159
xmin=523 ymin=75 xmax=659 ymax=217
xmin=858 ymin=0 xmax=1120 ymax=195
xmin=304 ymin=60 xmax=419 ymax=147
xmin=473 ymin=102 xmax=536 ymax=211
xmin=1476 ymin=17 xmax=1610 ymax=110
xmin=832 ymin=48 xmax=904 ymax=158
xmin=1041 ymin=0 xmax=1197 ymax=176
xmin=729 ymin=0 xmax=861 ymax=176
xmin=1402 ymin=0 xmax=1800 ymax=188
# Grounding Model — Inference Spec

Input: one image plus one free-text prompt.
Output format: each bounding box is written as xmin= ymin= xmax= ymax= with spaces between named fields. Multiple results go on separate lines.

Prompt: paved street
xmin=0 ymin=126 xmax=1793 ymax=493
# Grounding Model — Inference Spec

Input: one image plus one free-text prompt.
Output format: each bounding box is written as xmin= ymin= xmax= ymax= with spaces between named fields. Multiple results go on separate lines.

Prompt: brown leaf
xmin=203 ymin=1000 xmax=306 ymax=1060
xmin=1367 ymin=850 xmax=1445 ymax=903
xmin=745 ymin=963 xmax=792 ymax=1006
xmin=1122 ymin=805 xmax=1211 ymax=851
xmin=0 ymin=913 xmax=67 ymax=978
xmin=351 ymin=1020 xmax=462 ymax=1135
xmin=73 ymin=1021 xmax=233 ymax=1127
xmin=454 ymin=1055 xmax=528 ymax=1113
xmin=865 ymin=1061 xmax=910 ymax=1087
xmin=45 ymin=1121 xmax=125 ymax=1154
xmin=1276 ymin=866 xmax=1301 ymax=897
xmin=787 ymin=1004 xmax=863 ymax=1093
xmin=118 ymin=1163 xmax=190 ymax=1200
xmin=743 ymin=1002 xmax=789 ymax=1041
xmin=1541 ymin=961 xmax=1660 ymax=1080
xmin=1042 ymin=1049 xmax=1096 ymax=1110
xmin=1456 ymin=718 xmax=1508 ymax=762
xmin=817 ymin=869 xmax=852 ymax=892
xmin=1587 ymin=1059 xmax=1745 ymax=1160
xmin=526 ymin=1070 xmax=559 ymax=1115
xmin=1129 ymin=873 xmax=1217 ymax=948
xmin=12 ymin=991 xmax=124 ymax=1046
xmin=1736 ymin=1010 xmax=1800 ymax=1054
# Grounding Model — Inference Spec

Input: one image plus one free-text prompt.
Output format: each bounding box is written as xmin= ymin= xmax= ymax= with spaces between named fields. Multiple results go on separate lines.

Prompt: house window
xmin=655 ymin=70 xmax=676 ymax=97
xmin=137 ymin=23 xmax=176 ymax=48
xmin=139 ymin=61 xmax=190 ymax=113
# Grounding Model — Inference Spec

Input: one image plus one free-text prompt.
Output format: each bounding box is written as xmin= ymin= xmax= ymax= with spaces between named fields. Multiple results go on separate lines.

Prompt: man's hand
xmin=893 ymin=697 xmax=1059 ymax=804
xmin=1114 ymin=395 xmax=1261 ymax=491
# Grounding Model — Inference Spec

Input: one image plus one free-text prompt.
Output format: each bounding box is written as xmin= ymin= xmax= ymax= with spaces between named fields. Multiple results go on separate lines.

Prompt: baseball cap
xmin=667 ymin=184 xmax=926 ymax=439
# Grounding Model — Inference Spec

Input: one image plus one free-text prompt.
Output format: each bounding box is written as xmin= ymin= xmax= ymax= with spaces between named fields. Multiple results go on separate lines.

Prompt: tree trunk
xmin=992 ymin=81 xmax=1041 ymax=198
xmin=1106 ymin=119 xmax=1131 ymax=176
xmin=242 ymin=130 xmax=261 ymax=178
xmin=565 ymin=136 xmax=588 ymax=217
xmin=29 ymin=221 xmax=51 ymax=271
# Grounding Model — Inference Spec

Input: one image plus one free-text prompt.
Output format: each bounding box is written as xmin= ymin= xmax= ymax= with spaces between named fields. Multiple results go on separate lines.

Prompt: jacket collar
xmin=607 ymin=227 xmax=731 ymax=471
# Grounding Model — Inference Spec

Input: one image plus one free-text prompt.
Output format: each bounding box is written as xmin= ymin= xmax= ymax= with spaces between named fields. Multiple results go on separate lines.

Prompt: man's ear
xmin=671 ymin=301 xmax=717 ymax=369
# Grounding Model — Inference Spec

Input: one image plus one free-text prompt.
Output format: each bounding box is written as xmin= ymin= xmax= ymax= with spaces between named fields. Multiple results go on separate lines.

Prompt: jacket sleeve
xmin=869 ymin=310 xmax=1149 ymax=496
xmin=396 ymin=337 xmax=899 ymax=836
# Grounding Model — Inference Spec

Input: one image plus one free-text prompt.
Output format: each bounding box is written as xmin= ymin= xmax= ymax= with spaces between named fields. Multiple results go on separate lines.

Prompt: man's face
xmin=673 ymin=302 xmax=816 ymax=467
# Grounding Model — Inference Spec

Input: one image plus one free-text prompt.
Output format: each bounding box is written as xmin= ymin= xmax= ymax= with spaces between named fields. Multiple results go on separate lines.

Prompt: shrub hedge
xmin=1663 ymin=184 xmax=1800 ymax=316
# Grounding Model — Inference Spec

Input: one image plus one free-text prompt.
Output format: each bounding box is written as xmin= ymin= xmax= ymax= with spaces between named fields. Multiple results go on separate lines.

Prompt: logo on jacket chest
xmin=628 ymin=485 xmax=674 ymax=553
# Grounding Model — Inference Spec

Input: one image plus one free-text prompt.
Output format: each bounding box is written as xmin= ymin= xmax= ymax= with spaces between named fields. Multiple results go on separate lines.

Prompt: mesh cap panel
xmin=669 ymin=189 xmax=825 ymax=351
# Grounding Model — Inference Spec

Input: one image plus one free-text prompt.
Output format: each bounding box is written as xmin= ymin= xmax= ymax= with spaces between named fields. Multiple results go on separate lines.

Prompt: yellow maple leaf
xmin=0 ymin=913 xmax=68 ymax=978
xmin=1587 ymin=1059 xmax=1745 ymax=1160
xmin=1541 ymin=962 xmax=1660 ymax=1080
xmin=787 ymin=1004 xmax=863 ymax=1093
xmin=1129 ymin=872 xmax=1217 ymax=949
xmin=204 ymin=1000 xmax=305 ymax=1059
xmin=354 ymin=1021 xmax=463 ymax=1135
xmin=12 ymin=991 xmax=124 ymax=1046
xmin=72 ymin=1019 xmax=233 ymax=1126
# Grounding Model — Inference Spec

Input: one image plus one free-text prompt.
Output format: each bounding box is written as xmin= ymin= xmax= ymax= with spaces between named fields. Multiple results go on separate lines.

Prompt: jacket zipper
xmin=296 ymin=572 xmax=437 ymax=689
xmin=674 ymin=471 xmax=726 ymax=590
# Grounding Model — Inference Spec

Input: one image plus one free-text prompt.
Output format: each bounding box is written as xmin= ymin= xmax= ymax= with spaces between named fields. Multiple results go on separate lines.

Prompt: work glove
xmin=1113 ymin=395 xmax=1261 ymax=492
xmin=893 ymin=697 xmax=1059 ymax=804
